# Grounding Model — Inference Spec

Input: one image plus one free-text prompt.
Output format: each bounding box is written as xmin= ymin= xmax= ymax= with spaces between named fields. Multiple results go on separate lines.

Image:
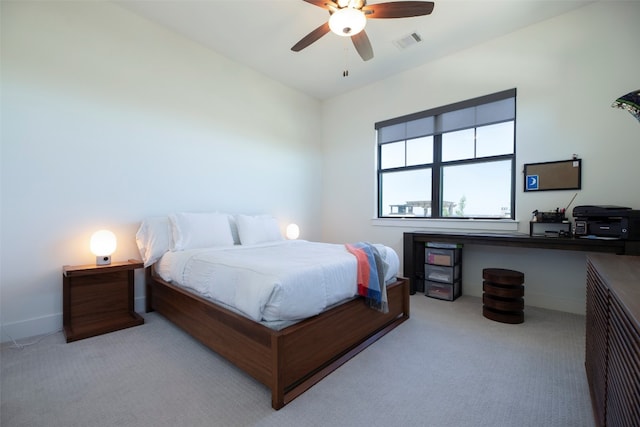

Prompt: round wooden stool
xmin=482 ymin=268 xmax=524 ymax=324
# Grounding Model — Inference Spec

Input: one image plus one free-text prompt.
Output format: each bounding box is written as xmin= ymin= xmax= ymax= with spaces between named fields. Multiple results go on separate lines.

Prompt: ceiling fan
xmin=291 ymin=0 xmax=435 ymax=61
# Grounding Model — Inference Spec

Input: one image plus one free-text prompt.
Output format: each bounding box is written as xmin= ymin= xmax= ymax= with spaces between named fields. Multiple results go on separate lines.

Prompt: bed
xmin=138 ymin=213 xmax=410 ymax=409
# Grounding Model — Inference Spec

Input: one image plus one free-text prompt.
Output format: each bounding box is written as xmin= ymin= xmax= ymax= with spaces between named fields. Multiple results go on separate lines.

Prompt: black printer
xmin=572 ymin=205 xmax=640 ymax=240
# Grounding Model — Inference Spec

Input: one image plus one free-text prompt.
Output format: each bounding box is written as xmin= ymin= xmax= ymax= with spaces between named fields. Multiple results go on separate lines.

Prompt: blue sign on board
xmin=526 ymin=175 xmax=539 ymax=190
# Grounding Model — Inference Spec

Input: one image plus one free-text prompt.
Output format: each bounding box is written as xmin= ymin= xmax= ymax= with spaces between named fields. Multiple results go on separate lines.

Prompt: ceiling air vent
xmin=393 ymin=32 xmax=423 ymax=50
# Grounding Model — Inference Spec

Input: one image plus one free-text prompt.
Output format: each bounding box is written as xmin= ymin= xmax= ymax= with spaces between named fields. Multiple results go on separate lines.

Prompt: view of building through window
xmin=376 ymin=90 xmax=516 ymax=219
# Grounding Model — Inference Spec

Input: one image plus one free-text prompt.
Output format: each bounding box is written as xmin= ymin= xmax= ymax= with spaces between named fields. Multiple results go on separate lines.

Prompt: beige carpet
xmin=1 ymin=295 xmax=595 ymax=427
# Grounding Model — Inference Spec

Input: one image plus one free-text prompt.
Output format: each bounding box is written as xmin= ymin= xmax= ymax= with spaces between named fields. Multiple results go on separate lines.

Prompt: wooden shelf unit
xmin=585 ymin=254 xmax=640 ymax=427
xmin=63 ymin=259 xmax=144 ymax=342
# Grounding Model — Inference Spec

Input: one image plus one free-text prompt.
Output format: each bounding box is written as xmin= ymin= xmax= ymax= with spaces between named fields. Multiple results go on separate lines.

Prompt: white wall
xmin=1 ymin=2 xmax=323 ymax=341
xmin=321 ymin=1 xmax=640 ymax=314
xmin=3 ymin=1 xmax=639 ymax=342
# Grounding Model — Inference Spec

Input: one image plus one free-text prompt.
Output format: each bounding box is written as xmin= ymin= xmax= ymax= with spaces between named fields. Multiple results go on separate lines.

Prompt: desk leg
xmin=404 ymin=233 xmax=416 ymax=295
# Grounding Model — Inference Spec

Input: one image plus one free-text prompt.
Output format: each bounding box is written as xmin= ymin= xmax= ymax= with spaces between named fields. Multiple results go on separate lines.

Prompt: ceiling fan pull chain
xmin=343 ymin=42 xmax=350 ymax=77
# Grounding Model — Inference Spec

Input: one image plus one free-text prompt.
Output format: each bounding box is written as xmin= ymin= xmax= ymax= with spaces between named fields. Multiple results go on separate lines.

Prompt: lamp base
xmin=96 ymin=255 xmax=112 ymax=266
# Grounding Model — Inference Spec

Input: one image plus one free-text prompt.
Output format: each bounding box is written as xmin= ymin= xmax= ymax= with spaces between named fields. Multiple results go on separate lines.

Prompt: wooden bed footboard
xmin=145 ymin=268 xmax=410 ymax=409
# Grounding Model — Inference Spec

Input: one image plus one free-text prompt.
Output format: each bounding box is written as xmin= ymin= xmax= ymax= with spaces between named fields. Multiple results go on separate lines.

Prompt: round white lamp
xmin=329 ymin=8 xmax=366 ymax=36
xmin=286 ymin=224 xmax=300 ymax=240
xmin=90 ymin=230 xmax=117 ymax=265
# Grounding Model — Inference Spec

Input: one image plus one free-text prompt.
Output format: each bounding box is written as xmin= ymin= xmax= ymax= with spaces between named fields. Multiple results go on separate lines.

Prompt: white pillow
xmin=136 ymin=216 xmax=172 ymax=267
xmin=235 ymin=214 xmax=283 ymax=245
xmin=169 ymin=212 xmax=235 ymax=251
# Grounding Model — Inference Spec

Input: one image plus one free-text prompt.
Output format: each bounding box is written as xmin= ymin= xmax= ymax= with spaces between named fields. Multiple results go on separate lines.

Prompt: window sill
xmin=371 ymin=217 xmax=520 ymax=233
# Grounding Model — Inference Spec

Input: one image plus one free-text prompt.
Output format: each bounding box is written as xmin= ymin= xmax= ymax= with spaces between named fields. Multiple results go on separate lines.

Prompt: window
xmin=376 ymin=89 xmax=516 ymax=219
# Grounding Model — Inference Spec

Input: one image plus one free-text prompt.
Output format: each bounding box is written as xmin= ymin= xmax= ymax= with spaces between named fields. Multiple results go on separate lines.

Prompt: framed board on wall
xmin=524 ymin=159 xmax=582 ymax=192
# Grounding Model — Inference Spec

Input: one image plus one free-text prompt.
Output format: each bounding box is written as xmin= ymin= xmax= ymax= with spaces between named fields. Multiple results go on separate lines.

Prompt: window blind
xmin=376 ymin=88 xmax=516 ymax=144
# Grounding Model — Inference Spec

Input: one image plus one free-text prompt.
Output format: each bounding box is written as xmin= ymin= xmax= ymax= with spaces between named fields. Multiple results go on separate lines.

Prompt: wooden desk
xmin=403 ymin=231 xmax=640 ymax=294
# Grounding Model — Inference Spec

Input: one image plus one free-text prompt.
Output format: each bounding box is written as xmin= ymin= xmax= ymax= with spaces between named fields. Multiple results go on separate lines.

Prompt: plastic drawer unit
xmin=425 ymin=280 xmax=461 ymax=301
xmin=426 ymin=247 xmax=461 ymax=266
xmin=424 ymin=242 xmax=462 ymax=301
xmin=425 ymin=264 xmax=460 ymax=283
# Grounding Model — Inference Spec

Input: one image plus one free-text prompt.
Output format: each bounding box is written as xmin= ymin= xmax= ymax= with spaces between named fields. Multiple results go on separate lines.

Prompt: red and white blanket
xmin=345 ymin=242 xmax=389 ymax=313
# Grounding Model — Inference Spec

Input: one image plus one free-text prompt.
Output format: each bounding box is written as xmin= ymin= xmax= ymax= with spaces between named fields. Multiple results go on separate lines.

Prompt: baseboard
xmin=524 ymin=291 xmax=586 ymax=315
xmin=135 ymin=295 xmax=146 ymax=314
xmin=464 ymin=288 xmax=585 ymax=315
xmin=0 ymin=313 xmax=62 ymax=344
xmin=0 ymin=296 xmax=148 ymax=343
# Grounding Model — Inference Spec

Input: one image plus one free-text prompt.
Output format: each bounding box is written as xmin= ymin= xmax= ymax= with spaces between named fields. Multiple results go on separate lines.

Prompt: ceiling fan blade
xmin=352 ymin=30 xmax=374 ymax=61
xmin=302 ymin=0 xmax=338 ymax=11
xmin=291 ymin=22 xmax=331 ymax=52
xmin=363 ymin=1 xmax=434 ymax=19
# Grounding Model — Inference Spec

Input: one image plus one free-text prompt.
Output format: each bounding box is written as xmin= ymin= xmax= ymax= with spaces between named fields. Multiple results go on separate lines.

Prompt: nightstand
xmin=63 ymin=259 xmax=144 ymax=342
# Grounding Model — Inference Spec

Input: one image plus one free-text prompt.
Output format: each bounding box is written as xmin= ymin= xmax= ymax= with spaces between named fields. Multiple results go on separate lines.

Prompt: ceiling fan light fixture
xmin=329 ymin=8 xmax=366 ymax=37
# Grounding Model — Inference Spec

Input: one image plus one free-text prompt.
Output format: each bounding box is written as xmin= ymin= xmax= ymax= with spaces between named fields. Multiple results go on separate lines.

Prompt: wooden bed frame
xmin=145 ymin=268 xmax=410 ymax=409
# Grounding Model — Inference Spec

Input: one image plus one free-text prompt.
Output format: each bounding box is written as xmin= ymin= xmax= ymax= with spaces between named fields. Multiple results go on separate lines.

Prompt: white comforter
xmin=156 ymin=240 xmax=399 ymax=322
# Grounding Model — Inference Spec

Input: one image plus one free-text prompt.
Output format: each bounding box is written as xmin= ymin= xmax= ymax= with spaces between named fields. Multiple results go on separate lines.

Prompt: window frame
xmin=376 ymin=89 xmax=517 ymax=220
